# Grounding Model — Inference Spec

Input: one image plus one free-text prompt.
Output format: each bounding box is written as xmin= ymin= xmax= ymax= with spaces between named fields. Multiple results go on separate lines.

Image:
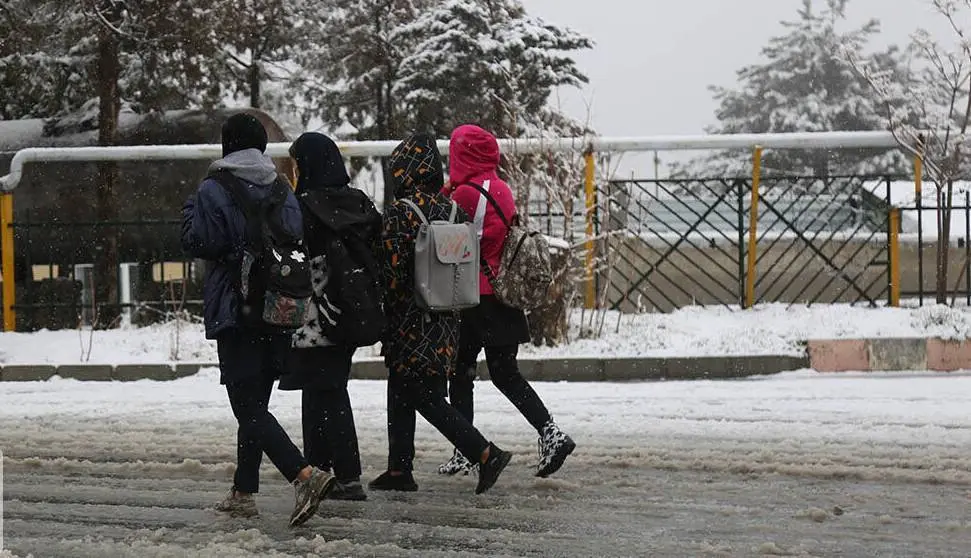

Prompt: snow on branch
xmin=82 ymin=0 xmax=136 ymax=40
xmin=839 ymin=0 xmax=971 ymax=186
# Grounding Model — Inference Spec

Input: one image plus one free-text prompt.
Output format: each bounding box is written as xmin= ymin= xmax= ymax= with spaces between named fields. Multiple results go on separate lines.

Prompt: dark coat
xmin=181 ymin=149 xmax=303 ymax=339
xmin=281 ymin=190 xmax=382 ymax=390
xmin=280 ymin=132 xmax=382 ymax=391
xmin=380 ymin=134 xmax=464 ymax=378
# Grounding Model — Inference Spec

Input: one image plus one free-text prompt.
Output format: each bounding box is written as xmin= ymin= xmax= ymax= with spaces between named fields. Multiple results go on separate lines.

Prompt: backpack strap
xmin=400 ymin=198 xmax=428 ymax=225
xmin=208 ymin=170 xmax=263 ymax=252
xmin=467 ymin=182 xmax=511 ymax=228
xmin=210 ymin=171 xmax=300 ymax=271
xmin=448 ymin=201 xmax=458 ymax=223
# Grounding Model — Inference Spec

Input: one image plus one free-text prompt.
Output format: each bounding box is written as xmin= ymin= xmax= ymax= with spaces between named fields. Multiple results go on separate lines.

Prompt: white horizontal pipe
xmin=0 ymin=131 xmax=902 ymax=192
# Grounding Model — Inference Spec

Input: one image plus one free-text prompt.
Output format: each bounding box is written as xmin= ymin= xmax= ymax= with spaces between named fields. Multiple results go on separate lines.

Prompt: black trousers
xmin=302 ymin=385 xmax=362 ymax=482
xmin=387 ymin=372 xmax=490 ymax=473
xmin=451 ymin=343 xmax=552 ymax=433
xmin=219 ymin=330 xmax=307 ymax=494
xmin=225 ymin=378 xmax=307 ymax=493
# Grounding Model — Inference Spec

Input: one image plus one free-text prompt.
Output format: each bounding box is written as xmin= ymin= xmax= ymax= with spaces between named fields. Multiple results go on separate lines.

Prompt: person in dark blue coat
xmin=181 ymin=113 xmax=334 ymax=527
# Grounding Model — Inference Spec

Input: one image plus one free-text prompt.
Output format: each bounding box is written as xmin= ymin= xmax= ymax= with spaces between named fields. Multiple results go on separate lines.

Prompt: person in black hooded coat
xmin=279 ymin=132 xmax=381 ymax=501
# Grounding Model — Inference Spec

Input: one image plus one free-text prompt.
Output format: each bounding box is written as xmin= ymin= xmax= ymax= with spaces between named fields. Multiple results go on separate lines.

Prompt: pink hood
xmin=448 ymin=124 xmax=501 ymax=186
xmin=443 ymin=124 xmax=517 ymax=296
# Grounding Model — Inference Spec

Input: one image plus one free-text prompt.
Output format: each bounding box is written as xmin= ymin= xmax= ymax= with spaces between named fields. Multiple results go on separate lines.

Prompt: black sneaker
xmin=368 ymin=471 xmax=419 ymax=492
xmin=475 ymin=443 xmax=512 ymax=495
xmin=327 ymin=479 xmax=368 ymax=501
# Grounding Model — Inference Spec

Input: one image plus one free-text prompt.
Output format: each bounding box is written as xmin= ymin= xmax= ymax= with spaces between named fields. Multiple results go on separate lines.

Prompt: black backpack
xmin=301 ymin=194 xmax=385 ymax=347
xmin=210 ymin=170 xmax=313 ymax=330
xmin=322 ymin=231 xmax=385 ymax=347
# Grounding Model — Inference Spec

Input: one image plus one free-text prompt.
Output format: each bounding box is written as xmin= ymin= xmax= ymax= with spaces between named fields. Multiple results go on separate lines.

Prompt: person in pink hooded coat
xmin=440 ymin=124 xmax=576 ymax=478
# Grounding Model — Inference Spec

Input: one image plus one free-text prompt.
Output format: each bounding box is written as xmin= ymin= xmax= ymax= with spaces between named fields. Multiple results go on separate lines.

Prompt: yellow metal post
xmin=584 ymin=150 xmax=596 ymax=309
xmin=888 ymin=208 xmax=901 ymax=307
xmin=1 ymin=193 xmax=15 ymax=331
xmin=915 ymin=142 xmax=924 ymax=306
xmin=745 ymin=146 xmax=762 ymax=309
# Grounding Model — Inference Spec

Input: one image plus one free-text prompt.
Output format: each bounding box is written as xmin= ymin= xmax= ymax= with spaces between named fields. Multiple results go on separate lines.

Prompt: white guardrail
xmin=0 ymin=131 xmax=902 ymax=192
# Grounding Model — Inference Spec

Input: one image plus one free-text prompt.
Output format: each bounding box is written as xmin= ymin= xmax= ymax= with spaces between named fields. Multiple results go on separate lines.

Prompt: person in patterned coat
xmin=369 ymin=134 xmax=512 ymax=495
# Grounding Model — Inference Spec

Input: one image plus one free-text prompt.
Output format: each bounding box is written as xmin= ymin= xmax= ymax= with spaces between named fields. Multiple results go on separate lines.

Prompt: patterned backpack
xmin=469 ymin=182 xmax=553 ymax=311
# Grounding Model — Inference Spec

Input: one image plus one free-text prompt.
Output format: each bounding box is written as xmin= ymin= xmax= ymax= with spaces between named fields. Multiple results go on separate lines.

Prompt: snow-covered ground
xmin=3 ymin=370 xmax=971 ymax=556
xmin=3 ymin=303 xmax=971 ymax=365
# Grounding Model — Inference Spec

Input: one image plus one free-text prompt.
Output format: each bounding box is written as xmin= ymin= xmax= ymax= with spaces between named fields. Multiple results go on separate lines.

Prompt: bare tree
xmin=841 ymin=0 xmax=971 ymax=304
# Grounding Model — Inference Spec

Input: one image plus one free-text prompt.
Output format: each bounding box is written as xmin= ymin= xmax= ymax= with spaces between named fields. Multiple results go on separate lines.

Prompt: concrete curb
xmin=7 ymin=337 xmax=971 ymax=382
xmin=0 ymin=355 xmax=810 ymax=383
xmin=807 ymin=338 xmax=971 ymax=372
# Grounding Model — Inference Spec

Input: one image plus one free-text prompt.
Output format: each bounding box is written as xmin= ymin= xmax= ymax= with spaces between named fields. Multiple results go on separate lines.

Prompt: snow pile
xmin=522 ymin=303 xmax=971 ymax=358
xmin=0 ymin=320 xmax=382 ymax=365
xmin=0 ymin=321 xmax=218 ymax=365
xmin=2 ymin=303 xmax=971 ymax=365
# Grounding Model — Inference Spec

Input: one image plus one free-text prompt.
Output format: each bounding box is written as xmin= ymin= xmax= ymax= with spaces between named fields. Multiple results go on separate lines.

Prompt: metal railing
xmin=895 ymin=189 xmax=971 ymax=306
xmin=582 ymin=175 xmax=899 ymax=312
xmin=3 ymin=132 xmax=937 ymax=330
xmin=4 ymin=215 xmax=198 ymax=331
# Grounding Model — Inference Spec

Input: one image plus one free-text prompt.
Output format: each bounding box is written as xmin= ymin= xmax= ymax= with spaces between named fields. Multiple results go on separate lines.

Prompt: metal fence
xmin=6 ymin=215 xmax=198 ymax=330
xmin=529 ymin=175 xmax=900 ymax=313
xmin=894 ymin=188 xmax=971 ymax=306
xmin=8 ymin=174 xmax=971 ymax=331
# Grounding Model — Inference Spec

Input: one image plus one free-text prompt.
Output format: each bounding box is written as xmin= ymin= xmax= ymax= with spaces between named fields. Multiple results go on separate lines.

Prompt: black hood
xmin=290 ymin=132 xmax=351 ymax=194
xmin=388 ymin=134 xmax=445 ymax=199
xmin=222 ymin=113 xmax=268 ymax=158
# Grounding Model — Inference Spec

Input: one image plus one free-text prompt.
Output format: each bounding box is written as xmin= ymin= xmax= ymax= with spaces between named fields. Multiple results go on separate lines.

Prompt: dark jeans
xmin=451 ymin=343 xmax=552 ymax=432
xmin=302 ymin=386 xmax=362 ymax=482
xmin=219 ymin=330 xmax=307 ymax=493
xmin=387 ymin=372 xmax=490 ymax=473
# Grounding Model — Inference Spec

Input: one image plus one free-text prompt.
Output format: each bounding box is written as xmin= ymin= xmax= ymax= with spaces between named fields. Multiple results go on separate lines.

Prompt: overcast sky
xmin=519 ymin=0 xmax=956 ymax=174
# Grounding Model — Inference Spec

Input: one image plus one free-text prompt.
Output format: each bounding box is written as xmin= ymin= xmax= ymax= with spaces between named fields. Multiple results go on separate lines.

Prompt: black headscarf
xmin=388 ymin=134 xmax=445 ymax=199
xmin=290 ymin=132 xmax=351 ymax=194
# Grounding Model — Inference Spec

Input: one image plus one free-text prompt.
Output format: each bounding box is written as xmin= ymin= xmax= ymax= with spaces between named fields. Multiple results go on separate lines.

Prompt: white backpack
xmin=400 ymin=199 xmax=480 ymax=312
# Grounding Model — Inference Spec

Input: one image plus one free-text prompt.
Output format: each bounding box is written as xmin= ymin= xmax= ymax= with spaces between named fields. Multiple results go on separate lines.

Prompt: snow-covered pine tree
xmin=0 ymin=1 xmax=97 ymax=120
xmin=0 ymin=0 xmax=226 ymax=121
xmin=294 ymin=0 xmax=432 ymax=207
xmin=675 ymin=0 xmax=912 ymax=179
xmin=396 ymin=0 xmax=590 ymax=139
xmin=210 ymin=0 xmax=306 ymax=118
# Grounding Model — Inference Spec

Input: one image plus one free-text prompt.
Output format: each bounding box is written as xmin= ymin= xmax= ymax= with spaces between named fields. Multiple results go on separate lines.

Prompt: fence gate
xmin=751 ymin=176 xmax=891 ymax=307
